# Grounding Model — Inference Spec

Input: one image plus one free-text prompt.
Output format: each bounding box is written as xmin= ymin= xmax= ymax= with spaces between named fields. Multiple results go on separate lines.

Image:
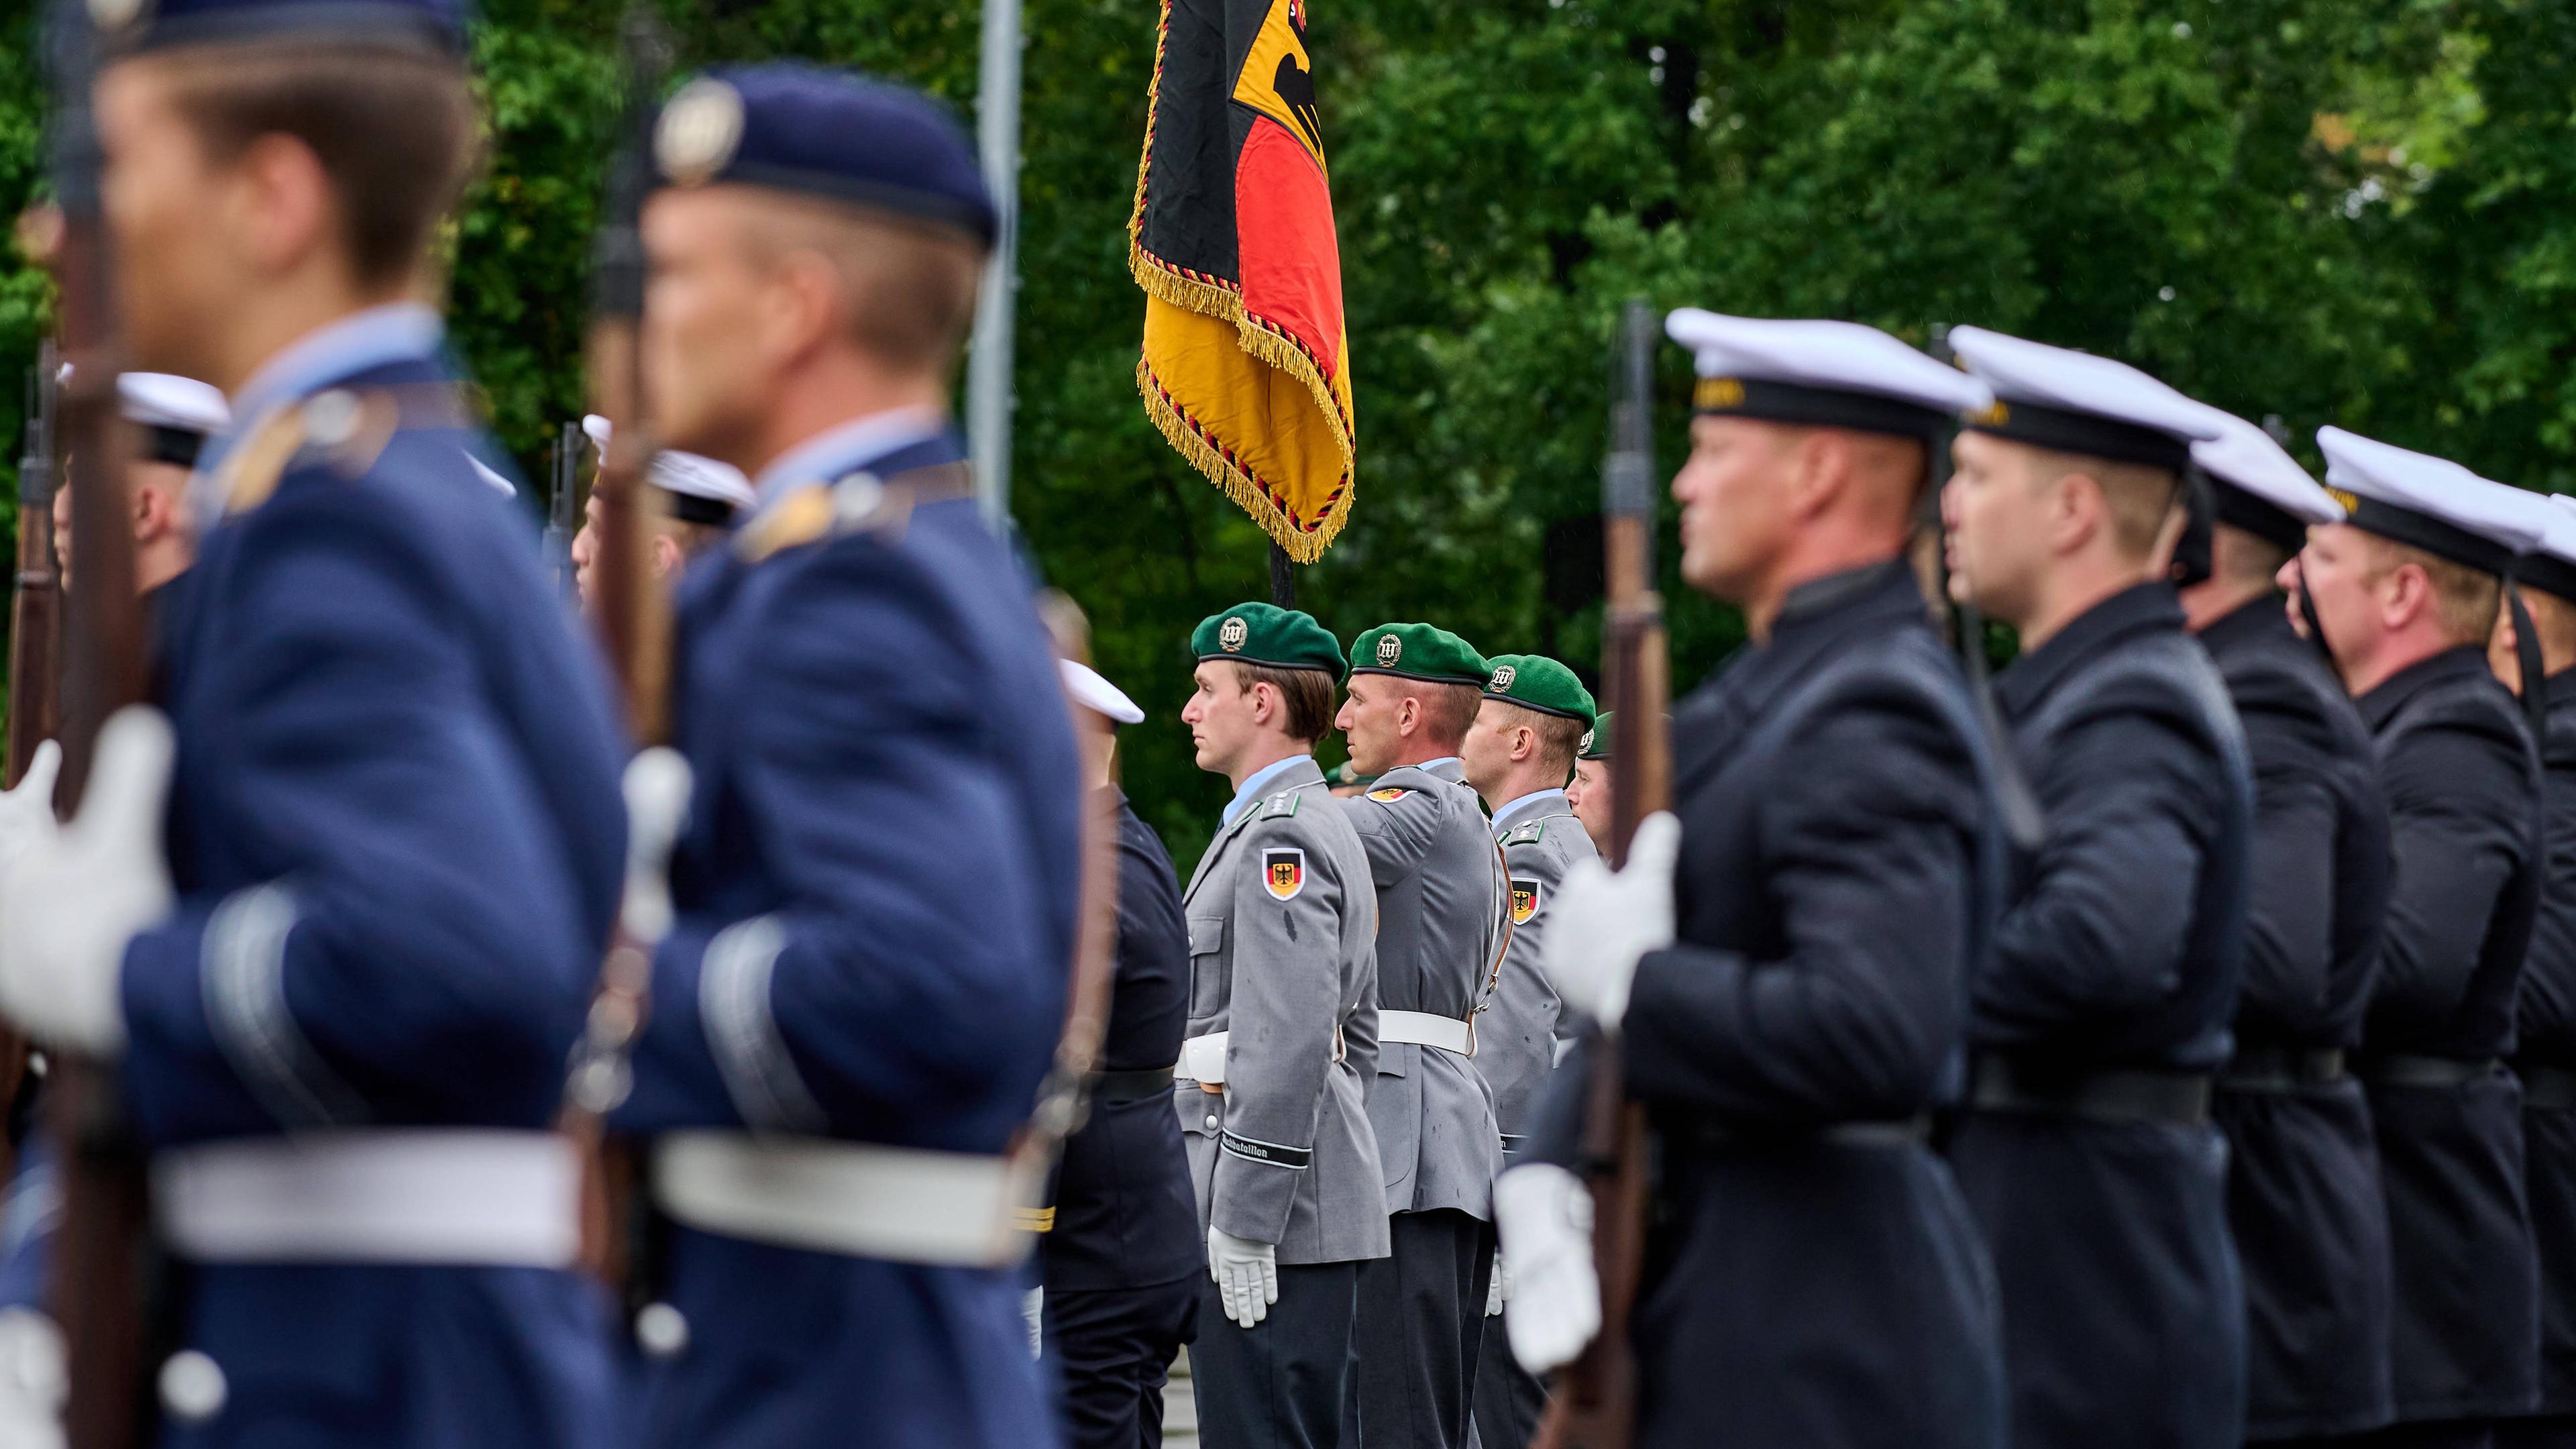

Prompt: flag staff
xmin=968 ymin=0 xmax=1023 ymax=525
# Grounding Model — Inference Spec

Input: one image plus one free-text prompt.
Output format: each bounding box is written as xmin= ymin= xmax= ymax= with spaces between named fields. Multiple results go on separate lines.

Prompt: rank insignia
xmin=1511 ymin=878 xmax=1541 ymax=924
xmin=1366 ymin=787 xmax=1409 ymax=803
xmin=1264 ymin=848 xmax=1307 ymax=901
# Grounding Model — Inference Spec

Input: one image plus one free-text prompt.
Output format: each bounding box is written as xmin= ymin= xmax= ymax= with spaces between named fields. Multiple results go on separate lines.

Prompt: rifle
xmin=37 ymin=1 xmax=155 ymax=1445
xmin=1534 ymin=300 xmax=1670 ymax=1449
xmin=545 ymin=419 xmax=580 ymax=600
xmin=0 ymin=352 xmax=63 ymax=1164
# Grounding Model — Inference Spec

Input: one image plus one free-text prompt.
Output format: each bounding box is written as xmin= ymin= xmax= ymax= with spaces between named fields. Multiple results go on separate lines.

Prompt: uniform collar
xmin=1224 ymin=753 xmax=1314 ymax=827
xmin=1770 ymin=559 xmax=1914 ymax=637
xmin=749 ymin=405 xmax=949 ymax=519
xmin=1492 ymin=788 xmax=1568 ymax=832
xmin=2547 ymin=665 xmax=2576 ymax=712
xmin=192 ymin=303 xmax=445 ymax=524
xmin=2194 ymin=591 xmax=2293 ymax=659
xmin=1388 ymin=755 xmax=1465 ymax=784
xmin=1993 ymin=580 xmax=2187 ymax=720
xmin=2357 ymin=644 xmax=2498 ymax=732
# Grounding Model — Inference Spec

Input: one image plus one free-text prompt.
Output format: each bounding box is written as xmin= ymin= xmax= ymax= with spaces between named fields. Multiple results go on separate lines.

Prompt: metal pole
xmin=968 ymin=0 xmax=1024 ymax=525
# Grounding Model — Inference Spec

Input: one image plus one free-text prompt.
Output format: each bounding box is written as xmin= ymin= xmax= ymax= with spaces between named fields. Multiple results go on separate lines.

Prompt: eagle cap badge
xmin=656 ymin=78 xmax=747 ymax=187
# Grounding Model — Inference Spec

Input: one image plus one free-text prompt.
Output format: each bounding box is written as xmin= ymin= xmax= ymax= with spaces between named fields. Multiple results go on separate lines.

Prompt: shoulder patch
xmin=1258 ymin=790 xmax=1302 ymax=820
xmin=1262 ymin=847 xmax=1307 ymax=901
xmin=1510 ymin=877 xmax=1542 ymax=924
xmin=1366 ymin=786 xmax=1411 ymax=803
xmin=1501 ymin=821 xmax=1545 ymax=847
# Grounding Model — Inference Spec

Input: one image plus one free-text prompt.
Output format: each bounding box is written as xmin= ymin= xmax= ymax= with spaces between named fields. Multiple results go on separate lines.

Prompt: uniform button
xmin=158 ymin=1350 xmax=227 ymax=1424
xmin=635 ymin=1302 xmax=690 ymax=1360
xmin=1204 ymin=1114 xmax=1220 ymax=1130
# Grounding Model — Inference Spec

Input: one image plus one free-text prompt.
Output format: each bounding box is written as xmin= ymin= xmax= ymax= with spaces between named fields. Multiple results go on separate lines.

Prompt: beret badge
xmin=657 ymin=78 xmax=747 ymax=187
xmin=1376 ymin=635 xmax=1401 ymax=667
xmin=1219 ymin=616 xmax=1248 ymax=653
xmin=1578 ymin=727 xmax=1595 ymax=754
xmin=1489 ymin=664 xmax=1516 ymax=692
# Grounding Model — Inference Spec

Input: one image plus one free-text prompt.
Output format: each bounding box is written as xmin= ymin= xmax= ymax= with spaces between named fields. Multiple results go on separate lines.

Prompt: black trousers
xmin=2496 ymin=1419 xmax=2576 ymax=1448
xmin=1350 ymin=1208 xmax=1495 ymax=1449
xmin=2328 ymin=1424 xmax=2496 ymax=1449
xmin=1047 ymin=1278 xmax=1198 ymax=1449
xmin=1193 ymin=1260 xmax=1360 ymax=1449
xmin=1468 ymin=1326 xmax=1546 ymax=1449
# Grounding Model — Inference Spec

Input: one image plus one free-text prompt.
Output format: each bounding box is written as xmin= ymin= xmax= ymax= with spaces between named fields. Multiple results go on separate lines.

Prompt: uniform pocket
xmin=1187 ymin=914 xmax=1227 ymax=1018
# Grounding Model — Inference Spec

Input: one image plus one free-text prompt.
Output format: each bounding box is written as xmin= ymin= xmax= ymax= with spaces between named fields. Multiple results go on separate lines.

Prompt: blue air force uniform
xmin=1940 ymin=328 xmax=2253 ymax=1449
xmin=139 ymin=317 xmax=629 ymax=1447
xmin=606 ymin=64 xmax=1079 ymax=1449
xmin=2190 ymin=419 xmax=2398 ymax=1441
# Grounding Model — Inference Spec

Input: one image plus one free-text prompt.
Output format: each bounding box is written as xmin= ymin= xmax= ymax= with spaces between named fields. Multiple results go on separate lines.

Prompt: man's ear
xmin=1394 ymin=694 xmax=1421 ymax=740
xmin=1509 ymin=725 xmax=1536 ymax=763
xmin=235 ymin=132 xmax=337 ymax=278
xmin=649 ymin=532 xmax=685 ymax=580
xmin=1787 ymin=429 xmax=1845 ymax=522
xmin=1248 ymin=680 xmax=1278 ymax=729
xmin=2381 ymin=561 xmax=2431 ymax=631
xmin=2050 ymin=471 xmax=2104 ymax=558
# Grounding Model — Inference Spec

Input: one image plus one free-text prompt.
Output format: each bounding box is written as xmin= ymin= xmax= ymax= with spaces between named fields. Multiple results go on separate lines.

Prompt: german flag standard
xmin=1130 ymin=0 xmax=1354 ymax=562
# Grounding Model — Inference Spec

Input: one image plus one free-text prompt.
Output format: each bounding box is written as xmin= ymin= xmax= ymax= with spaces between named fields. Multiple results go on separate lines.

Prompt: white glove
xmin=1495 ymin=1163 xmax=1599 ymax=1375
xmin=0 ymin=708 xmax=176 ymax=1056
xmin=0 ymin=744 xmax=61 ymax=874
xmin=1022 ymin=1286 xmax=1044 ymax=1360
xmin=1485 ymin=1248 xmax=1511 ymax=1317
xmin=0 ymin=1309 xmax=66 ymax=1449
xmin=1207 ymin=1226 xmax=1279 ymax=1329
xmin=1541 ymin=811 xmax=1680 ymax=1036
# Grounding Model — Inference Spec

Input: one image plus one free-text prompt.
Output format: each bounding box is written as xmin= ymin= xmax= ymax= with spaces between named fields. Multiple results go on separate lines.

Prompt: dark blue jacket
xmin=2199 ymin=595 xmax=2395 ymax=1438
xmin=613 ymin=425 xmax=1080 ymax=1449
xmin=2522 ymin=667 xmax=2576 ymax=1414
xmin=1947 ymin=580 xmax=2252 ymax=1449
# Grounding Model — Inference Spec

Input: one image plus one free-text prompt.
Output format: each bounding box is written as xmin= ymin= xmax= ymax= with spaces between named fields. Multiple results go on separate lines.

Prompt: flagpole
xmin=969 ymin=0 xmax=1022 ymax=525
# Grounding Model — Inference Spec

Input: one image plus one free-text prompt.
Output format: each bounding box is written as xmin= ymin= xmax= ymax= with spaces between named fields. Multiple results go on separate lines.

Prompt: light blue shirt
xmin=747 ymin=405 xmax=947 ymax=521
xmin=1493 ymin=788 xmax=1568 ymax=833
xmin=191 ymin=303 xmax=446 ymax=525
xmin=1224 ymin=754 xmax=1313 ymax=828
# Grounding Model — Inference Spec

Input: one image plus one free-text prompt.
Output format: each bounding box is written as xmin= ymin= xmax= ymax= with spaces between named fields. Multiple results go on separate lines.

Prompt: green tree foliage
xmin=0 ymin=1 xmax=2561 ymax=865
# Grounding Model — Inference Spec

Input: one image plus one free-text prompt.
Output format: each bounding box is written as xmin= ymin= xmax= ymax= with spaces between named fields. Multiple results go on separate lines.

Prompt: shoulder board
xmin=1366 ymin=786 xmax=1412 ymax=802
xmin=1501 ymin=821 xmax=1545 ymax=847
xmin=215 ymin=404 xmax=316 ymax=517
xmin=1258 ymin=790 xmax=1302 ymax=819
xmin=737 ymin=484 xmax=837 ymax=564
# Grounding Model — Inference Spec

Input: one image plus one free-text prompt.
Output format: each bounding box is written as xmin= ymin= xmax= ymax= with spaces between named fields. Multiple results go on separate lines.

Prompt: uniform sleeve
xmin=1975 ymin=694 xmax=2218 ymax=1042
xmin=2370 ymin=722 xmax=2530 ymax=1026
xmin=118 ymin=492 xmax=622 ymax=1144
xmin=1621 ymin=690 xmax=1975 ymax=1120
xmin=1491 ymin=837 xmax=1570 ymax=1011
xmin=2232 ymin=697 xmax=2342 ymax=1034
xmin=618 ymin=548 xmax=1071 ymax=1146
xmin=1208 ymin=812 xmax=1355 ymax=1246
xmin=1338 ymin=788 xmax=1438 ymax=883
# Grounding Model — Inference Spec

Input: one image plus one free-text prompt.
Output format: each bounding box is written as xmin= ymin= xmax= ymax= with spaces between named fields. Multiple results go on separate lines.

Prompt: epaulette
xmin=1365 ymin=786 xmax=1413 ymax=803
xmin=737 ymin=472 xmax=915 ymax=565
xmin=214 ymin=404 xmax=314 ymax=517
xmin=1501 ymin=821 xmax=1546 ymax=847
xmin=1258 ymin=790 xmax=1302 ymax=820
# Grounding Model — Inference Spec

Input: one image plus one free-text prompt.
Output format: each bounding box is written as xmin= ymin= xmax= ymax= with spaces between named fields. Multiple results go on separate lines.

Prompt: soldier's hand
xmin=0 ymin=708 xmax=176 ymax=1055
xmin=1495 ymin=1163 xmax=1599 ymax=1375
xmin=1207 ymin=1226 xmax=1279 ymax=1329
xmin=1485 ymin=1248 xmax=1509 ymax=1317
xmin=1542 ymin=810 xmax=1680 ymax=1036
xmin=0 ymin=743 xmax=61 ymax=873
xmin=0 ymin=1308 xmax=66 ymax=1449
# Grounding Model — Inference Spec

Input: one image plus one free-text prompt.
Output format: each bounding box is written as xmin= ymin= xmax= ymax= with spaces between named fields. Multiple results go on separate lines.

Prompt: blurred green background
xmin=0 ymin=0 xmax=2561 ymax=867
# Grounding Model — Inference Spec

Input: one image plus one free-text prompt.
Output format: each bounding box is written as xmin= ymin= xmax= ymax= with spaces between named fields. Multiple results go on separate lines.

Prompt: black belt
xmin=2352 ymin=1054 xmax=2500 ymax=1089
xmin=1689 ymin=1116 xmax=1931 ymax=1151
xmin=2219 ymin=1046 xmax=2348 ymax=1095
xmin=2522 ymin=1063 xmax=2576 ymax=1112
xmin=1966 ymin=1056 xmax=2212 ymax=1126
xmin=1089 ymin=1066 xmax=1176 ymax=1104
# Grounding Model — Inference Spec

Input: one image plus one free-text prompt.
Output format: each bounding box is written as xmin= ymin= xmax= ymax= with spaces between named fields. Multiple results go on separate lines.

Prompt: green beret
xmin=1578 ymin=710 xmax=1613 ymax=761
xmin=1346 ymin=622 xmax=1488 ymax=686
xmin=1481 ymin=654 xmax=1595 ymax=727
xmin=1191 ymin=602 xmax=1344 ymax=674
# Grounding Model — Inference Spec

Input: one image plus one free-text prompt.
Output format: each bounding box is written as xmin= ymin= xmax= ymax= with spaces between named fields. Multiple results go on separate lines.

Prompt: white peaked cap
xmin=2542 ymin=495 xmax=2576 ymax=567
xmin=1664 ymin=309 xmax=1993 ymax=426
xmin=118 ymin=372 xmax=228 ymax=435
xmin=2194 ymin=414 xmax=2342 ymax=524
xmin=583 ymin=415 xmax=756 ymax=513
xmin=1948 ymin=326 xmax=2222 ymax=470
xmin=1059 ymin=659 xmax=1144 ymax=724
xmin=2314 ymin=426 xmax=2540 ymax=574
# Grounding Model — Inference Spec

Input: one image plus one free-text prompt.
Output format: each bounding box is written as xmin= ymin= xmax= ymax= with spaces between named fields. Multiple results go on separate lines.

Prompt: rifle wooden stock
xmin=1536 ymin=301 xmax=1669 ymax=1449
xmin=0 ymin=354 xmax=62 ymax=1171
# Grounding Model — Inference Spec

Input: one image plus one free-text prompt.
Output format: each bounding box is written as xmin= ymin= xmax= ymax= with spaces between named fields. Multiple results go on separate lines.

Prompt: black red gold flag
xmin=1130 ymin=0 xmax=1355 ymax=563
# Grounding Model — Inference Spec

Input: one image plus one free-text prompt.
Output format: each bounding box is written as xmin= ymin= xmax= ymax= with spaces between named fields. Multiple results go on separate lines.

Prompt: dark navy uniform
xmin=1948 ymin=580 xmax=2253 ymax=1449
xmin=1039 ymin=794 xmax=1200 ymax=1449
xmin=2508 ymin=666 xmax=2576 ymax=1449
xmin=1538 ymin=559 xmax=2008 ymax=1449
xmin=2355 ymin=645 xmax=2544 ymax=1438
xmin=2198 ymin=596 xmax=2397 ymax=1442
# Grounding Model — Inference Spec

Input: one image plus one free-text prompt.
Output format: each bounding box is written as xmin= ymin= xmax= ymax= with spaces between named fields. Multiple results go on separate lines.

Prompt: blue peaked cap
xmin=650 ymin=62 xmax=997 ymax=248
xmin=95 ymin=0 xmax=467 ymax=54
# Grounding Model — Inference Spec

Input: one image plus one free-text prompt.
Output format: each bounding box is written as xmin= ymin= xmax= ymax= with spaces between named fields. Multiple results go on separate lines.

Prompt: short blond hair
xmin=2362 ymin=534 xmax=2504 ymax=645
xmin=2022 ymin=445 xmax=2182 ymax=562
xmin=739 ymin=192 xmax=985 ymax=375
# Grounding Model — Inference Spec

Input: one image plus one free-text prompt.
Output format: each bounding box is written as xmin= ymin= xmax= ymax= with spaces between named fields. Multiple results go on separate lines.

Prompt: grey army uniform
xmin=1340 ymin=757 xmax=1507 ymax=1217
xmin=1480 ymin=788 xmax=1597 ymax=1154
xmin=1175 ymin=755 xmax=1393 ymax=1265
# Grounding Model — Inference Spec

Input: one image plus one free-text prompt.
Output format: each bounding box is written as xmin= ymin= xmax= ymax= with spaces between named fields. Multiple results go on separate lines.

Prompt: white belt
xmin=651 ymin=1130 xmax=1038 ymax=1268
xmin=1381 ymin=1010 xmax=1473 ymax=1055
xmin=1180 ymin=1032 xmax=1230 ymax=1085
xmin=153 ymin=1130 xmax=580 ymax=1268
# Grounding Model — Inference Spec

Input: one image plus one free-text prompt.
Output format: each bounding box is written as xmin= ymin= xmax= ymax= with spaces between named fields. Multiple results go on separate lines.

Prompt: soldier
xmin=1938 ymin=326 xmax=2253 ymax=1449
xmin=602 ymin=64 xmax=1083 ymax=1448
xmin=1334 ymin=621 xmax=1507 ymax=1449
xmin=1456 ymin=652 xmax=1595 ymax=1449
xmin=1038 ymin=659 xmax=1201 ymax=1449
xmin=568 ymin=415 xmax=753 ymax=607
xmin=2289 ymin=429 xmax=2548 ymax=1449
xmin=1501 ymin=311 xmax=2009 ymax=1447
xmin=50 ymin=371 xmax=226 ymax=596
xmin=1174 ymin=601 xmax=1387 ymax=1449
xmin=1564 ymin=711 xmax=1613 ymax=857
xmin=0 ymin=1 xmax=633 ymax=1444
xmin=2498 ymin=496 xmax=2576 ymax=1449
xmin=2179 ymin=413 xmax=2398 ymax=1444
